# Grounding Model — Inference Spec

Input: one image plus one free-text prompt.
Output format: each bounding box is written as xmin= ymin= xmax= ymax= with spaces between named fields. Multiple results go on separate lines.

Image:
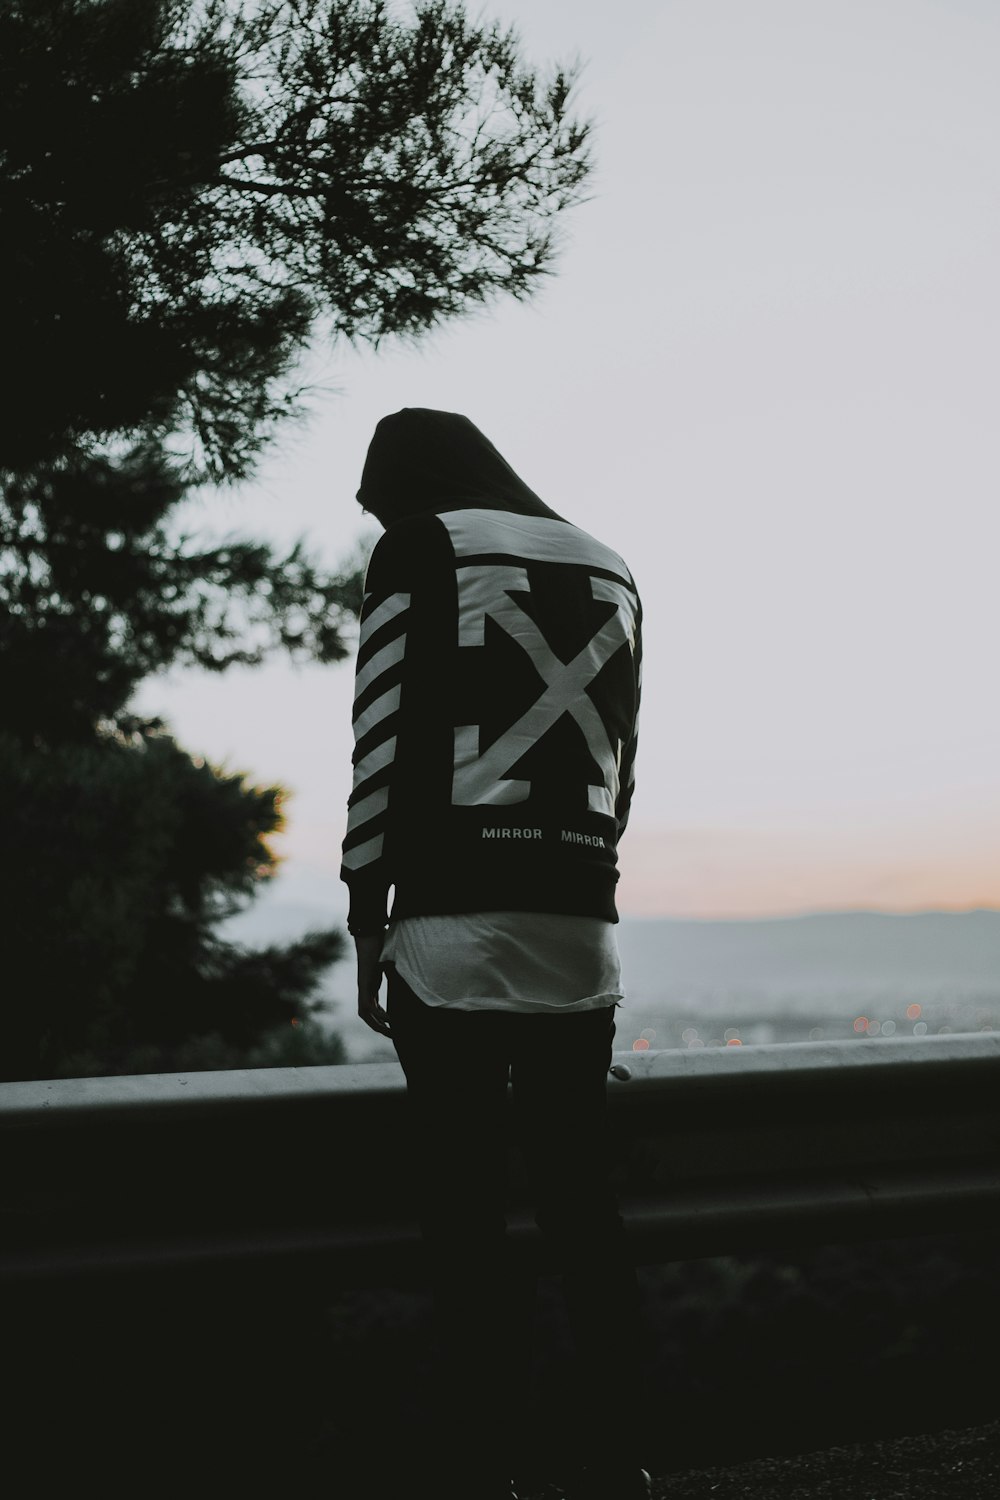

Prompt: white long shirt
xmin=380 ymin=910 xmax=624 ymax=1013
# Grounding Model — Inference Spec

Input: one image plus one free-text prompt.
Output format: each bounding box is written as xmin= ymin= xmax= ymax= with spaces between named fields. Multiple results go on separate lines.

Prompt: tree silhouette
xmin=1 ymin=444 xmax=366 ymax=745
xmin=0 ymin=0 xmax=592 ymax=1080
xmin=0 ymin=0 xmax=591 ymax=479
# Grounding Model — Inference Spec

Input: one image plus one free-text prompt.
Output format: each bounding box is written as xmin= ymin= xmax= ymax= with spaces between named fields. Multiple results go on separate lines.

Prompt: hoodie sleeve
xmin=339 ymin=530 xmax=413 ymax=937
xmin=614 ymin=590 xmax=642 ymax=841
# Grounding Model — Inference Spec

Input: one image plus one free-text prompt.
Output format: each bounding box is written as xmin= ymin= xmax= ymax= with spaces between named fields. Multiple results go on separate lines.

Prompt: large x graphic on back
xmin=453 ymin=565 xmax=637 ymax=813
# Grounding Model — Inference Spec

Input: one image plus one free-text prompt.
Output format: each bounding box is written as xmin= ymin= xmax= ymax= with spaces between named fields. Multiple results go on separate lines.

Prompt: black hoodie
xmin=341 ymin=410 xmax=642 ymax=936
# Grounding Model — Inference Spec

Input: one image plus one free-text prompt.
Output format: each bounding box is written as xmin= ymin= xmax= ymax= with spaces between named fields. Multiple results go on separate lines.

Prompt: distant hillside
xmin=617 ymin=909 xmax=1000 ymax=1004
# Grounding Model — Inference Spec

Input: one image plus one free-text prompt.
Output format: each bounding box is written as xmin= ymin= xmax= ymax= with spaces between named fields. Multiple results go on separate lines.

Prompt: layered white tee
xmin=381 ymin=910 xmax=623 ymax=1014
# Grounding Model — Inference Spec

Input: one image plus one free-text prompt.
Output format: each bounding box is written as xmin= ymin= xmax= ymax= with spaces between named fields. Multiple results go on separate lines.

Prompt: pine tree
xmin=0 ymin=0 xmax=591 ymax=480
xmin=0 ymin=0 xmax=592 ymax=1080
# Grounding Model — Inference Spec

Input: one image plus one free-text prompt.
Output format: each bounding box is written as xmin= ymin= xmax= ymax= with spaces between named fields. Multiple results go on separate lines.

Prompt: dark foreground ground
xmin=5 ymin=1228 xmax=999 ymax=1494
xmin=308 ymin=1230 xmax=1000 ymax=1499
xmin=648 ymin=1419 xmax=1000 ymax=1499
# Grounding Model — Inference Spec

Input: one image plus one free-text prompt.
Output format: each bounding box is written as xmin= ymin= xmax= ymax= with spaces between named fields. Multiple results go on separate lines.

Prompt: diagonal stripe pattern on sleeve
xmin=342 ymin=590 xmax=410 ymax=871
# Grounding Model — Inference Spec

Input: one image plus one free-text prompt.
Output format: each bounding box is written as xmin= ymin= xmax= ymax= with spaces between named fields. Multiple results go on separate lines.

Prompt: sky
xmin=134 ymin=0 xmax=1000 ymax=920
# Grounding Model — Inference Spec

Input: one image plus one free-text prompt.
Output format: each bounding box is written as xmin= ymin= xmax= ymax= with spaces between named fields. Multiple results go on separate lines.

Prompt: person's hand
xmin=355 ymin=933 xmax=391 ymax=1037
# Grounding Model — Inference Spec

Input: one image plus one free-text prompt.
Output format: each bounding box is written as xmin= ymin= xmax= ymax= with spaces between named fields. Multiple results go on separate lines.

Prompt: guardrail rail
xmin=3 ymin=1032 xmax=998 ymax=1286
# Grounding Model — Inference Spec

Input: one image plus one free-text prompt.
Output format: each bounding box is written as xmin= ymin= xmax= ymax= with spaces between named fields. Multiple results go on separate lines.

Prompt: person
xmin=340 ymin=409 xmax=650 ymax=1500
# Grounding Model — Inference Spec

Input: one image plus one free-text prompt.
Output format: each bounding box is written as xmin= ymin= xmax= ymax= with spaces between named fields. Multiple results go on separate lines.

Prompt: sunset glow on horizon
xmin=611 ymin=817 xmax=1000 ymax=920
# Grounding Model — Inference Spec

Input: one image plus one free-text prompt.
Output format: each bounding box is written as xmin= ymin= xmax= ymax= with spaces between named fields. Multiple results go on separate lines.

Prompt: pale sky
xmin=134 ymin=0 xmax=1000 ymax=919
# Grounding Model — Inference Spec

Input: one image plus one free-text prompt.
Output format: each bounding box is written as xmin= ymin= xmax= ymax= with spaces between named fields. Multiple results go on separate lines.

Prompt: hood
xmin=356 ymin=408 xmax=564 ymax=525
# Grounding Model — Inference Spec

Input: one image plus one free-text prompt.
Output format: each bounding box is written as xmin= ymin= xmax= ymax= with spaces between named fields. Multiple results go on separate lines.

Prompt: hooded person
xmin=355 ymin=407 xmax=564 ymax=525
xmin=341 ymin=409 xmax=651 ymax=1500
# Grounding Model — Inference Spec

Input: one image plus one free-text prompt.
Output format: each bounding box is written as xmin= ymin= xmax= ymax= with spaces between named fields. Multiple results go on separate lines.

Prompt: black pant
xmin=386 ymin=964 xmax=647 ymax=1481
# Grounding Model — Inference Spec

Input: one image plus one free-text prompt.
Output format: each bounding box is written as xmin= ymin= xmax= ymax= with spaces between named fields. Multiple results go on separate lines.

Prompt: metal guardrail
xmin=2 ymin=1033 xmax=999 ymax=1286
